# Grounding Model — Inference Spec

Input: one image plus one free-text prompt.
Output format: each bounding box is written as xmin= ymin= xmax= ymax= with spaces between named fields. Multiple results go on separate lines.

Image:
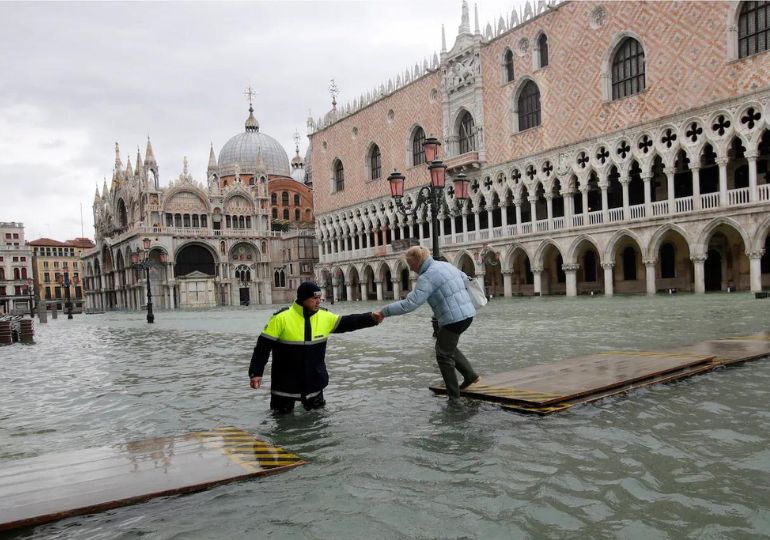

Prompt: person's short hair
xmin=405 ymin=245 xmax=430 ymax=265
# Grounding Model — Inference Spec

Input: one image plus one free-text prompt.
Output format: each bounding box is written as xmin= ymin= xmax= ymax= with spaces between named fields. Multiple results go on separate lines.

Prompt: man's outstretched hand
xmin=372 ymin=311 xmax=384 ymax=324
xmin=250 ymin=376 xmax=262 ymax=389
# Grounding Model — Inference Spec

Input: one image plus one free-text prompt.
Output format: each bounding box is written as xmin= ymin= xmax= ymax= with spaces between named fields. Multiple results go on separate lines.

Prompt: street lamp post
xmin=25 ymin=279 xmax=34 ymax=318
xmin=387 ymin=137 xmax=471 ymax=259
xmin=131 ymin=238 xmax=167 ymax=324
xmin=63 ymin=271 xmax=73 ymax=320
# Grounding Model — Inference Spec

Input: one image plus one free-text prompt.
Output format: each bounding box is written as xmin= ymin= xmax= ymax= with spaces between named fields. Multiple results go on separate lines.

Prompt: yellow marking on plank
xmin=192 ymin=427 xmax=303 ymax=472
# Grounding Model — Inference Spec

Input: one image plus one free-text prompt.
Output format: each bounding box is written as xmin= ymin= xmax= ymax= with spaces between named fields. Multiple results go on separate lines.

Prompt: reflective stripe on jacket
xmin=250 ymin=303 xmax=340 ymax=399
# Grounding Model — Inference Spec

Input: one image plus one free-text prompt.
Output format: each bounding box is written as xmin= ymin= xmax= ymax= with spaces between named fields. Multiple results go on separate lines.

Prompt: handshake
xmin=371 ymin=310 xmax=384 ymax=324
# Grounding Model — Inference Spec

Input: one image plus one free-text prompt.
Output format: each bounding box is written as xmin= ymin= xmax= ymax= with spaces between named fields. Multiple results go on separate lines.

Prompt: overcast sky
xmin=0 ymin=0 xmax=525 ymax=241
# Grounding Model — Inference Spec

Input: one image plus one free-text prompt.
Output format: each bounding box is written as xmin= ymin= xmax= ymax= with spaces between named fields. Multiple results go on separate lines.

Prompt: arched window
xmin=283 ymin=208 xmax=289 ymax=220
xmin=611 ymin=37 xmax=645 ymax=100
xmin=282 ymin=191 xmax=289 ymax=206
xmin=538 ymin=34 xmax=549 ymax=67
xmin=294 ymin=193 xmax=300 ymax=206
xmin=333 ymin=160 xmax=344 ymax=192
xmin=369 ymin=144 xmax=381 ymax=180
xmin=517 ymin=81 xmax=541 ymax=131
xmin=458 ymin=112 xmax=476 ymax=154
xmin=412 ymin=126 xmax=426 ymax=166
xmin=295 ymin=209 xmax=301 ymax=221
xmin=504 ymin=49 xmax=515 ymax=82
xmin=739 ymin=1 xmax=770 ymax=58
xmin=272 ymin=207 xmax=278 ymax=219
xmin=661 ymin=243 xmax=676 ymax=278
xmin=271 ymin=193 xmax=277 ymax=205
xmin=584 ymin=251 xmax=597 ymax=282
xmin=622 ymin=247 xmax=637 ymax=280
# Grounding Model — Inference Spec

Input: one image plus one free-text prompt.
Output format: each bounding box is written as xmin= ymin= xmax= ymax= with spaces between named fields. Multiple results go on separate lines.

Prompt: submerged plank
xmin=0 ymin=427 xmax=304 ymax=532
xmin=668 ymin=335 xmax=770 ymax=366
xmin=430 ymin=352 xmax=714 ymax=405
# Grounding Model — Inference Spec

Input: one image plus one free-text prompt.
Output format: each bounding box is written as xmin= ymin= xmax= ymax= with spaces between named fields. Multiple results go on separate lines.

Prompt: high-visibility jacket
xmin=249 ymin=302 xmax=376 ymax=399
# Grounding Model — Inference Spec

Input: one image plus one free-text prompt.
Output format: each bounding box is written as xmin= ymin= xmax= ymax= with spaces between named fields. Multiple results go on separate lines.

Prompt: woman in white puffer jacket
xmin=376 ymin=246 xmax=479 ymax=399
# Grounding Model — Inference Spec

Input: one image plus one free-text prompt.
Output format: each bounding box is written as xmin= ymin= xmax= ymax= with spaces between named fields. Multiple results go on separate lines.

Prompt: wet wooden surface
xmin=430 ymin=331 xmax=770 ymax=412
xmin=0 ymin=427 xmax=304 ymax=531
xmin=433 ymin=352 xmax=714 ymax=405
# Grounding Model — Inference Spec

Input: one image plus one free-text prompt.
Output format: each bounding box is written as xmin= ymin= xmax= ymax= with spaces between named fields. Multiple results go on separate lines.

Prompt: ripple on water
xmin=3 ymin=295 xmax=770 ymax=538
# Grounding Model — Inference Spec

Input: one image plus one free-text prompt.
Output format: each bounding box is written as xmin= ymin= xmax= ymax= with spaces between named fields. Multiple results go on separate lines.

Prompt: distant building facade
xmin=310 ymin=0 xmax=770 ymax=300
xmin=82 ymin=105 xmax=317 ymax=312
xmin=0 ymin=222 xmax=33 ymax=314
xmin=29 ymin=237 xmax=95 ymax=312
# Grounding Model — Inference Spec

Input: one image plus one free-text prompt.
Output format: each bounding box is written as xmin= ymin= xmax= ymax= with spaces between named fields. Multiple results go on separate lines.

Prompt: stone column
xmin=563 ymin=191 xmax=574 ymax=226
xmin=602 ymin=262 xmax=615 ymax=297
xmin=169 ymin=282 xmax=176 ymax=309
xmin=359 ymin=282 xmax=367 ymax=301
xmin=503 ymin=271 xmax=512 ymax=297
xmin=474 ymin=211 xmax=481 ymax=232
xmin=717 ymin=158 xmax=728 ymax=206
xmin=580 ymin=187 xmax=589 ymax=223
xmin=644 ymin=259 xmax=657 ymax=296
xmin=529 ymin=196 xmax=538 ymax=224
xmin=600 ymin=182 xmax=609 ymax=222
xmin=332 ymin=283 xmax=340 ymax=302
xmin=450 ymin=214 xmax=457 ymax=237
xmin=545 ymin=193 xmax=553 ymax=223
xmin=375 ymin=280 xmax=384 ymax=301
xmin=563 ymin=264 xmax=579 ymax=297
xmin=665 ymin=167 xmax=676 ymax=209
xmin=392 ymin=281 xmax=401 ymax=300
xmin=748 ymin=250 xmax=765 ymax=292
xmin=691 ymin=255 xmax=706 ymax=294
xmin=501 ymin=204 xmax=508 ymax=227
xmin=346 ymin=284 xmax=354 ymax=302
xmin=691 ymin=166 xmax=701 ymax=210
xmin=747 ymin=152 xmax=758 ymax=202
xmin=515 ymin=199 xmax=523 ymax=229
xmin=620 ymin=176 xmax=630 ymax=220
xmin=532 ymin=265 xmax=543 ymax=296
xmin=642 ymin=173 xmax=653 ymax=217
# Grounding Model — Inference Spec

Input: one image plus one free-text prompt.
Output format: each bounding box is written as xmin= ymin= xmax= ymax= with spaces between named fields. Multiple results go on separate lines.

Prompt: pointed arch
xmin=605 ymin=228 xmax=645 ymax=263
xmin=647 ymin=223 xmax=693 ymax=259
xmin=695 ymin=217 xmax=751 ymax=255
xmin=566 ymin=234 xmax=601 ymax=264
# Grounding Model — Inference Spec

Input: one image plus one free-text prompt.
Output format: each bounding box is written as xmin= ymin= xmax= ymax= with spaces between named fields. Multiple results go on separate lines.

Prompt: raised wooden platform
xmin=0 ymin=427 xmax=304 ymax=531
xmin=430 ymin=332 xmax=770 ymax=415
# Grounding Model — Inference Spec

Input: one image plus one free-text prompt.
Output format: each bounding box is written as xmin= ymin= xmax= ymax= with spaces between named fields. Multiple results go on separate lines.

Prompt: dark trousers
xmin=435 ymin=318 xmax=477 ymax=399
xmin=270 ymin=391 xmax=326 ymax=413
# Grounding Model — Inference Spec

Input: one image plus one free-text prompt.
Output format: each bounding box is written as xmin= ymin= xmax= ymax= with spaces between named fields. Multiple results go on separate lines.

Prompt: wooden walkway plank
xmin=430 ymin=331 xmax=770 ymax=413
xmin=0 ymin=427 xmax=304 ymax=532
xmin=431 ymin=352 xmax=714 ymax=405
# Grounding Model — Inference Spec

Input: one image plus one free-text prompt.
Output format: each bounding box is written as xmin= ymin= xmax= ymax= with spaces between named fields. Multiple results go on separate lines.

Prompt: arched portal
xmin=539 ymin=243 xmax=565 ymax=295
xmin=175 ymin=244 xmax=216 ymax=277
xmin=653 ymin=228 xmax=693 ymax=292
xmin=704 ymin=224 xmax=748 ymax=291
xmin=508 ymin=248 xmax=533 ymax=296
xmin=611 ymin=235 xmax=645 ymax=294
xmin=348 ymin=267 xmax=361 ymax=301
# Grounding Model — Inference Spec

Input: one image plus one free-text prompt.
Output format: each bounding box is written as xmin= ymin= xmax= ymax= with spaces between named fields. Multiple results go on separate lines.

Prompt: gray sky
xmin=0 ymin=0 xmax=523 ymax=241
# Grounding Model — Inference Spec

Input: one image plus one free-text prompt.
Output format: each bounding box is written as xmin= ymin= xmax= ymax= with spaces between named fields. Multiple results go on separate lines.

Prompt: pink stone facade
xmin=311 ymin=1 xmax=770 ymax=211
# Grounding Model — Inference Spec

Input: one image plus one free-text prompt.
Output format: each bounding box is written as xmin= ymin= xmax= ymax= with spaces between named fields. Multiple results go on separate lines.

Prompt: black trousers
xmin=435 ymin=317 xmax=477 ymax=399
xmin=270 ymin=391 xmax=326 ymax=413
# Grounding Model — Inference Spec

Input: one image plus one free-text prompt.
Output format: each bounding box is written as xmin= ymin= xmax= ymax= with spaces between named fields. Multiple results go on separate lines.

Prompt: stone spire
xmin=135 ymin=146 xmax=143 ymax=174
xmin=474 ymin=3 xmax=480 ymax=34
xmin=207 ymin=143 xmax=217 ymax=172
xmin=441 ymin=24 xmax=447 ymax=52
xmin=125 ymin=156 xmax=133 ymax=179
xmin=458 ymin=0 xmax=471 ymax=35
xmin=102 ymin=178 xmax=109 ymax=199
xmin=114 ymin=142 xmax=122 ymax=172
xmin=145 ymin=136 xmax=156 ymax=166
xmin=94 ymin=184 xmax=100 ymax=201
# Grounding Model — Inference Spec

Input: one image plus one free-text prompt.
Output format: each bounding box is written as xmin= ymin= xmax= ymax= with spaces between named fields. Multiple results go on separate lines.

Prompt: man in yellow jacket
xmin=249 ymin=282 xmax=382 ymax=413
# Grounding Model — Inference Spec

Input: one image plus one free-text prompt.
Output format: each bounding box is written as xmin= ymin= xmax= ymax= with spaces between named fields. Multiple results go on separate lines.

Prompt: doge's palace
xmin=310 ymin=1 xmax=770 ymax=301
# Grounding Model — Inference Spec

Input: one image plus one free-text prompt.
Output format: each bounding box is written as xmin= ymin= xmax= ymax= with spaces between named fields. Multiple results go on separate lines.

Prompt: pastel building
xmin=0 ymin=222 xmax=34 ymax=314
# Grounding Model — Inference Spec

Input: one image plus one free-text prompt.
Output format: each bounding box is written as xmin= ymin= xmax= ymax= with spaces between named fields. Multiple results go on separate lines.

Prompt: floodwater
xmin=2 ymin=294 xmax=770 ymax=539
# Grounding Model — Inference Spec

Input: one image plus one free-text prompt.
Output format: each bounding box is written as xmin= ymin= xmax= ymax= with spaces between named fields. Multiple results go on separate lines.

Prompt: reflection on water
xmin=2 ymin=294 xmax=769 ymax=538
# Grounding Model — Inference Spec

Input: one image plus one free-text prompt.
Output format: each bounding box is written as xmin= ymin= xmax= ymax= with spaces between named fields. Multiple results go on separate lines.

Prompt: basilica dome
xmin=218 ymin=106 xmax=291 ymax=177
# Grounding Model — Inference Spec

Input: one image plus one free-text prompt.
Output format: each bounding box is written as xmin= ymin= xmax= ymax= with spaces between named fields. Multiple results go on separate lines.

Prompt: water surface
xmin=2 ymin=294 xmax=769 ymax=539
